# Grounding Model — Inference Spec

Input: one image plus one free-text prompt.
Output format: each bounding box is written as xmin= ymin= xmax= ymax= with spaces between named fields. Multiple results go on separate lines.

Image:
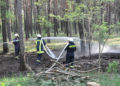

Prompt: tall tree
xmin=24 ymin=0 xmax=32 ymax=39
xmin=1 ymin=0 xmax=9 ymax=53
xmin=47 ymin=0 xmax=51 ymax=37
xmin=6 ymin=0 xmax=12 ymax=41
xmin=78 ymin=22 xmax=85 ymax=55
xmin=14 ymin=0 xmax=18 ymax=33
xmin=53 ymin=0 xmax=59 ymax=36
xmin=16 ymin=0 xmax=26 ymax=71
xmin=36 ymin=0 xmax=42 ymax=34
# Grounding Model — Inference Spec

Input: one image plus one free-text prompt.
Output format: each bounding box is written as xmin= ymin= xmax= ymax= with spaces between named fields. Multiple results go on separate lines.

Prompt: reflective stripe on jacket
xmin=36 ymin=40 xmax=44 ymax=54
xmin=65 ymin=41 xmax=76 ymax=57
xmin=69 ymin=45 xmax=76 ymax=48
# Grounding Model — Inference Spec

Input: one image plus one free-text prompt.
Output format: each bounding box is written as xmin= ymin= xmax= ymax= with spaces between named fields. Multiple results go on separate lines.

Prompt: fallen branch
xmin=25 ymin=64 xmax=35 ymax=74
xmin=71 ymin=67 xmax=100 ymax=73
xmin=50 ymin=59 xmax=65 ymax=69
xmin=54 ymin=69 xmax=81 ymax=77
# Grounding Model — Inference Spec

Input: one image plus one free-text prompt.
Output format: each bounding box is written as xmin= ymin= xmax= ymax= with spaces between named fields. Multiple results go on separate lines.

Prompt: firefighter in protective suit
xmin=13 ymin=33 xmax=20 ymax=59
xmin=36 ymin=34 xmax=46 ymax=64
xmin=65 ymin=38 xmax=76 ymax=68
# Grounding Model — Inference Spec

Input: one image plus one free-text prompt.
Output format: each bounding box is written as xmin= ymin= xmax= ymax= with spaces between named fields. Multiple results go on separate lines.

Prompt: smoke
xmin=29 ymin=37 xmax=120 ymax=58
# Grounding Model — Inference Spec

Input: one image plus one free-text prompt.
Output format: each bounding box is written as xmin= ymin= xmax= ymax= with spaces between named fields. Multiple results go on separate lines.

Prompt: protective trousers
xmin=15 ymin=46 xmax=20 ymax=56
xmin=36 ymin=54 xmax=42 ymax=64
xmin=66 ymin=55 xmax=74 ymax=66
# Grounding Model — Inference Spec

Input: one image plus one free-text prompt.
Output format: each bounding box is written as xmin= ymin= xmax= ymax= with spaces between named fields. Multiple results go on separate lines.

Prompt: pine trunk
xmin=78 ymin=22 xmax=85 ymax=55
xmin=1 ymin=0 xmax=9 ymax=53
xmin=17 ymin=0 xmax=26 ymax=71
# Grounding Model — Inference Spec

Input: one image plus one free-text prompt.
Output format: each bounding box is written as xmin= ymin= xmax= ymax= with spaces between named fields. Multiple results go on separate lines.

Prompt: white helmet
xmin=37 ymin=34 xmax=41 ymax=37
xmin=68 ymin=38 xmax=74 ymax=41
xmin=15 ymin=33 xmax=19 ymax=37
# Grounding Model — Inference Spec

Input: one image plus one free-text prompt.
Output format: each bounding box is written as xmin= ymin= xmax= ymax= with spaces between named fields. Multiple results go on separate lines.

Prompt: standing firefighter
xmin=13 ymin=33 xmax=20 ymax=59
xmin=65 ymin=38 xmax=76 ymax=68
xmin=36 ymin=34 xmax=46 ymax=64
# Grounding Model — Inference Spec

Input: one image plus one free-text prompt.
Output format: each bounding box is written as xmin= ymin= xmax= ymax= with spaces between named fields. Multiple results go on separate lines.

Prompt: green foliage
xmin=100 ymin=0 xmax=115 ymax=3
xmin=37 ymin=16 xmax=53 ymax=36
xmin=38 ymin=16 xmax=53 ymax=29
xmin=34 ymin=1 xmax=42 ymax=6
xmin=6 ymin=11 xmax=15 ymax=21
xmin=114 ymin=22 xmax=120 ymax=32
xmin=0 ymin=1 xmax=6 ymax=7
xmin=92 ymin=22 xmax=109 ymax=43
xmin=50 ymin=14 xmax=63 ymax=20
xmin=1 ymin=73 xmax=120 ymax=86
xmin=34 ymin=0 xmax=47 ymax=6
xmin=17 ymin=84 xmax=21 ymax=86
xmin=107 ymin=61 xmax=119 ymax=73
xmin=40 ymin=80 xmax=54 ymax=86
xmin=64 ymin=3 xmax=87 ymax=21
xmin=1 ymin=82 xmax=5 ymax=86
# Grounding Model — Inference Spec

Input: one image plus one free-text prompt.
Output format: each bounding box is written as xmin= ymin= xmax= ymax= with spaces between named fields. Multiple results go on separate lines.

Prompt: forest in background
xmin=0 ymin=0 xmax=120 ymax=52
xmin=0 ymin=0 xmax=120 ymax=70
xmin=0 ymin=0 xmax=120 ymax=86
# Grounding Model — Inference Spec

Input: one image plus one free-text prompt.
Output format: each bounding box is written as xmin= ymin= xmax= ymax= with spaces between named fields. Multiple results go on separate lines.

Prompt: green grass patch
xmin=106 ymin=37 xmax=120 ymax=45
xmin=0 ymin=73 xmax=120 ymax=86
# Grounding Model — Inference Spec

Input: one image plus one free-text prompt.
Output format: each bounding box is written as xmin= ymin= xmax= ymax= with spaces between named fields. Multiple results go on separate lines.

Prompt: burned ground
xmin=0 ymin=52 xmax=120 ymax=77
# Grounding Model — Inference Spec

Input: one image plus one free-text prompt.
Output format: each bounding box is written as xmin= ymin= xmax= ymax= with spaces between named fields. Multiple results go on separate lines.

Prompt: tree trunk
xmin=74 ymin=21 xmax=77 ymax=34
xmin=14 ymin=0 xmax=18 ymax=33
xmin=24 ymin=0 xmax=32 ymax=39
xmin=65 ymin=21 xmax=69 ymax=36
xmin=53 ymin=0 xmax=59 ymax=36
xmin=6 ymin=0 xmax=12 ymax=41
xmin=1 ymin=0 xmax=9 ymax=53
xmin=61 ymin=20 xmax=64 ymax=32
xmin=17 ymin=0 xmax=26 ymax=71
xmin=69 ymin=21 xmax=72 ymax=37
xmin=47 ymin=0 xmax=51 ymax=38
xmin=78 ymin=22 xmax=85 ymax=56
xmin=36 ymin=0 xmax=41 ymax=34
xmin=32 ymin=0 xmax=37 ymax=34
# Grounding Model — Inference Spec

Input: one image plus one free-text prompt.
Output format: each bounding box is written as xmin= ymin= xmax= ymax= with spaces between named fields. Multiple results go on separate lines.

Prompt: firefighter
xmin=65 ymin=38 xmax=76 ymax=68
xmin=13 ymin=33 xmax=20 ymax=59
xmin=36 ymin=34 xmax=46 ymax=64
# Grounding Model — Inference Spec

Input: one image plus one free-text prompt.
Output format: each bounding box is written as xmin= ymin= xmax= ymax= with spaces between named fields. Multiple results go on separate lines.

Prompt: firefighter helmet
xmin=37 ymin=34 xmax=41 ymax=37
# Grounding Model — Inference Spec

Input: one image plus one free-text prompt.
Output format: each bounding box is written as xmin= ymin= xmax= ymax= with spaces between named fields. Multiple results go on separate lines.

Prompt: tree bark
xmin=1 ymin=0 xmax=9 ymax=53
xmin=78 ymin=22 xmax=85 ymax=55
xmin=65 ymin=21 xmax=69 ymax=36
xmin=47 ymin=0 xmax=51 ymax=37
xmin=53 ymin=0 xmax=59 ymax=36
xmin=17 ymin=0 xmax=26 ymax=71
xmin=6 ymin=0 xmax=12 ymax=41
xmin=24 ymin=0 xmax=32 ymax=39
xmin=74 ymin=21 xmax=77 ymax=34
xmin=14 ymin=0 xmax=18 ymax=33
xmin=36 ymin=0 xmax=41 ymax=34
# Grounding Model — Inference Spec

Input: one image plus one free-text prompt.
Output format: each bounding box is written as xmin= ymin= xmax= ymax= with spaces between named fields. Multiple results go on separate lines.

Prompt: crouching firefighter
xmin=36 ymin=34 xmax=46 ymax=64
xmin=13 ymin=33 xmax=20 ymax=59
xmin=65 ymin=38 xmax=76 ymax=68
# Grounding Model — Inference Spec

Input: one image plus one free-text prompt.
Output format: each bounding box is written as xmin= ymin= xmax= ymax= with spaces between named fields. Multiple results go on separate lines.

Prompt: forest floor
xmin=1 ymin=37 xmax=120 ymax=85
xmin=0 ymin=51 xmax=120 ymax=86
xmin=0 ymin=51 xmax=120 ymax=77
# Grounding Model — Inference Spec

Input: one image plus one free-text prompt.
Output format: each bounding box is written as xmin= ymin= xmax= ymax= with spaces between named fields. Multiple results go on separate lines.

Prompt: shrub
xmin=107 ymin=61 xmax=119 ymax=73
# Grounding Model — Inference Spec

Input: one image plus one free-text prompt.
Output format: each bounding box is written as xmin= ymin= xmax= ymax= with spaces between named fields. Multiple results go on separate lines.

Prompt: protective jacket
xmin=36 ymin=38 xmax=46 ymax=54
xmin=65 ymin=41 xmax=76 ymax=57
xmin=13 ymin=37 xmax=20 ymax=56
xmin=13 ymin=37 xmax=20 ymax=48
